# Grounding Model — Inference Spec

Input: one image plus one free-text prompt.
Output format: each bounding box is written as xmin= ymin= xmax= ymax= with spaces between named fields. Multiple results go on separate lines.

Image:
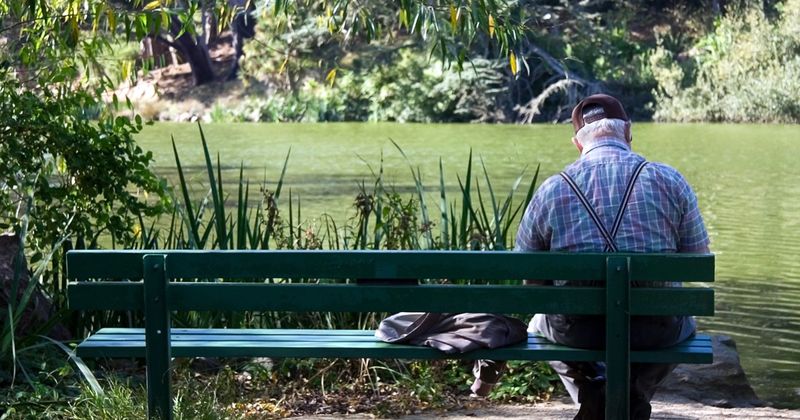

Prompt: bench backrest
xmin=67 ymin=250 xmax=714 ymax=316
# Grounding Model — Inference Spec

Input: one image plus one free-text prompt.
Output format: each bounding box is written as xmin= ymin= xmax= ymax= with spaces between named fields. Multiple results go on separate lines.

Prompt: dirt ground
xmin=290 ymin=394 xmax=800 ymax=420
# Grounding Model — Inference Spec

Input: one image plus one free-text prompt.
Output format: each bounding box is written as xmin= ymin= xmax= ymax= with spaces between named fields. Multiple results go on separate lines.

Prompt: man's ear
xmin=572 ymin=136 xmax=583 ymax=153
xmin=625 ymin=121 xmax=633 ymax=144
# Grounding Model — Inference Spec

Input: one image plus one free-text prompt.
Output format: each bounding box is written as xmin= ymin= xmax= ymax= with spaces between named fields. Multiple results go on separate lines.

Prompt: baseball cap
xmin=571 ymin=94 xmax=629 ymax=133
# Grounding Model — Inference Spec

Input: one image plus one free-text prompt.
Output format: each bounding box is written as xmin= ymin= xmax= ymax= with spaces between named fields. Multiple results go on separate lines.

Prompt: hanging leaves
xmin=143 ymin=1 xmax=161 ymax=11
xmin=325 ymin=68 xmax=337 ymax=87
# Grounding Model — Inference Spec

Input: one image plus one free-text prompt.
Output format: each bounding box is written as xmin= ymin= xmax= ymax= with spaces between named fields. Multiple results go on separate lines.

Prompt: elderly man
xmin=516 ymin=94 xmax=710 ymax=419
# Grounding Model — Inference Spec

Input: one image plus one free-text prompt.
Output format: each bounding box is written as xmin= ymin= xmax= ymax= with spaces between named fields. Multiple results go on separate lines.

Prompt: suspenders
xmin=559 ymin=160 xmax=649 ymax=252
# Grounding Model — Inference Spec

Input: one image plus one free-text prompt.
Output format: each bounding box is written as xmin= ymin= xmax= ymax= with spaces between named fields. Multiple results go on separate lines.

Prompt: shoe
xmin=573 ymin=379 xmax=606 ymax=420
xmin=469 ymin=377 xmax=496 ymax=397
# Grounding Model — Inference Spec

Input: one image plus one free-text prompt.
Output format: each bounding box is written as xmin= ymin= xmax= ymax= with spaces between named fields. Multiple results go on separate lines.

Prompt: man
xmin=515 ymin=94 xmax=710 ymax=419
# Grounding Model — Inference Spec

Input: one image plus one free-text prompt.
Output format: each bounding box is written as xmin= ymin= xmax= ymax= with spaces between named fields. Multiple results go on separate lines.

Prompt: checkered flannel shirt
xmin=515 ymin=138 xmax=709 ymax=256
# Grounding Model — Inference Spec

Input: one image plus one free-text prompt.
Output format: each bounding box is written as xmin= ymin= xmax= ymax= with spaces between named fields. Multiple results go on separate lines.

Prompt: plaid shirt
xmin=515 ymin=138 xmax=709 ymax=254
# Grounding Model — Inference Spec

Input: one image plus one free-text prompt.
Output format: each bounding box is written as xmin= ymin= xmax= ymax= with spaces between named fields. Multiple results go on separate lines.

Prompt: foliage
xmin=240 ymin=4 xmax=344 ymax=91
xmin=650 ymin=0 xmax=800 ymax=123
xmin=267 ymin=0 xmax=527 ymax=71
xmin=230 ymin=0 xmax=797 ymax=123
xmin=207 ymin=86 xmax=342 ymax=122
xmin=490 ymin=361 xmax=558 ymax=401
xmin=0 ymin=75 xmax=158 ymax=398
xmin=240 ymin=48 xmax=508 ymax=122
xmin=0 ymin=75 xmax=167 ymax=253
xmin=1 ymin=0 xmax=527 ymax=89
xmin=2 ymin=357 xmax=559 ymax=418
xmin=236 ymin=1 xmax=670 ymax=123
xmin=333 ymin=50 xmax=508 ymax=122
xmin=238 ymin=1 xmax=515 ymax=123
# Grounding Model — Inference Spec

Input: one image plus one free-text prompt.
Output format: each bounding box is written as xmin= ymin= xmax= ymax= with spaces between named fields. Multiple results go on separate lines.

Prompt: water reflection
xmin=647 ymin=125 xmax=800 ymax=408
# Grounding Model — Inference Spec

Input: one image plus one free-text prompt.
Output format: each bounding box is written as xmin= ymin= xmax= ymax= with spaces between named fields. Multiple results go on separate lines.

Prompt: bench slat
xmin=75 ymin=329 xmax=712 ymax=364
xmin=68 ymin=282 xmax=143 ymax=310
xmin=66 ymin=250 xmax=714 ymax=283
xmin=67 ymin=282 xmax=714 ymax=316
xmin=80 ymin=327 xmax=715 ymax=342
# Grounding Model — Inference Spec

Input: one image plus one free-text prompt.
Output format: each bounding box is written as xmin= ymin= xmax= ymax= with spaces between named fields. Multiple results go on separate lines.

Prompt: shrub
xmin=650 ymin=0 xmax=800 ymax=123
xmin=0 ymin=76 xmax=168 ymax=252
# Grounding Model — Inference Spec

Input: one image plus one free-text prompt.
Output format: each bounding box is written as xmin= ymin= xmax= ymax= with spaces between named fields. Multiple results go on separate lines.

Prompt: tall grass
xmin=6 ymin=119 xmax=542 ymax=339
xmin=3 ymin=123 xmax=548 ymax=417
xmin=1 ymin=195 xmax=101 ymax=397
xmin=139 ymin=123 xmax=539 ymax=331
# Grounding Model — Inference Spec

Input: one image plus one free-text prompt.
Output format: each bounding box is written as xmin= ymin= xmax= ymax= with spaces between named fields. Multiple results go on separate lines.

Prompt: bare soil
xmin=290 ymin=394 xmax=800 ymax=419
xmin=113 ymin=33 xmax=251 ymax=121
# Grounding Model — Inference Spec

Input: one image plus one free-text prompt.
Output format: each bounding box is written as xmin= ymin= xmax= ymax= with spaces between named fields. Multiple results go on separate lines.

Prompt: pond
xmin=137 ymin=122 xmax=800 ymax=408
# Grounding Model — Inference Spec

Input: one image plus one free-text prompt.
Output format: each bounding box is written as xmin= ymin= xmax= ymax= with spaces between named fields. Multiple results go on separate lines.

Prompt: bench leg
xmin=144 ymin=255 xmax=172 ymax=419
xmin=606 ymin=256 xmax=630 ymax=419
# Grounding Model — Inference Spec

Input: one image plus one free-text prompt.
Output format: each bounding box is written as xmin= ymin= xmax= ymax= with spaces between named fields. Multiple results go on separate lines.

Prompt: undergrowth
xmin=1 ymin=357 xmax=558 ymax=419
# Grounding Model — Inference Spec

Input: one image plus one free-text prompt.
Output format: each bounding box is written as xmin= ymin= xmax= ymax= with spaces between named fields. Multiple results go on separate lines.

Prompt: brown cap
xmin=571 ymin=94 xmax=629 ymax=133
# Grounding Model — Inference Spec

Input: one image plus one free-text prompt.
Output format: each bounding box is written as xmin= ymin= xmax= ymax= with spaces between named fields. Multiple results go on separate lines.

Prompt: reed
xmin=2 ymin=123 xmax=546 ymax=414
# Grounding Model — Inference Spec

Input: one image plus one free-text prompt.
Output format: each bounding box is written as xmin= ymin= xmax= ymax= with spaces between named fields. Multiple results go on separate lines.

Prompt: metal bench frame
xmin=67 ymin=250 xmax=715 ymax=419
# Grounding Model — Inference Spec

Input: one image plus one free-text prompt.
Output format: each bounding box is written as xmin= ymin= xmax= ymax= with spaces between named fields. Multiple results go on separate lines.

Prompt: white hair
xmin=575 ymin=118 xmax=628 ymax=145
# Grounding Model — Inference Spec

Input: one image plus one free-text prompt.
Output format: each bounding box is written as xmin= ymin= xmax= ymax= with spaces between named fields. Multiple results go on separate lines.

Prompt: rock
xmin=0 ymin=233 xmax=71 ymax=341
xmin=656 ymin=335 xmax=764 ymax=408
xmin=188 ymin=356 xmax=224 ymax=372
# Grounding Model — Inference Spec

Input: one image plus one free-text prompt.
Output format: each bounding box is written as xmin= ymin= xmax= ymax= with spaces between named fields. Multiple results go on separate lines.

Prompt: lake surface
xmin=138 ymin=122 xmax=800 ymax=408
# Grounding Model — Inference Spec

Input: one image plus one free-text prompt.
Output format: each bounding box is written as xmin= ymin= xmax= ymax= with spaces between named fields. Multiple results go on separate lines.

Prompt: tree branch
xmin=154 ymin=35 xmax=181 ymax=52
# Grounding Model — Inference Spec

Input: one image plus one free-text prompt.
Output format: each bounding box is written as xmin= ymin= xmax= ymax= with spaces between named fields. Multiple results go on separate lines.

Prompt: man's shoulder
xmin=536 ymin=173 xmax=566 ymax=197
xmin=644 ymin=161 xmax=691 ymax=186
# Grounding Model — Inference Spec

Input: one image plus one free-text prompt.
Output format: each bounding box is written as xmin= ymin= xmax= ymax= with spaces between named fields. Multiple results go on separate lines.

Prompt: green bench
xmin=66 ymin=250 xmax=715 ymax=419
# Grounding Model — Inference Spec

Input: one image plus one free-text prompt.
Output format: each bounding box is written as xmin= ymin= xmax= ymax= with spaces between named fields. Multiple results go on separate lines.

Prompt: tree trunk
xmin=0 ymin=234 xmax=71 ymax=341
xmin=180 ymin=36 xmax=216 ymax=85
xmin=711 ymin=0 xmax=722 ymax=17
xmin=227 ymin=2 xmax=257 ymax=80
xmin=160 ymin=15 xmax=216 ymax=86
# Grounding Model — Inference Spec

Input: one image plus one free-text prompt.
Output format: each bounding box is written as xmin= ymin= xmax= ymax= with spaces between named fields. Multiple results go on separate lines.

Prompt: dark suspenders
xmin=559 ymin=160 xmax=649 ymax=252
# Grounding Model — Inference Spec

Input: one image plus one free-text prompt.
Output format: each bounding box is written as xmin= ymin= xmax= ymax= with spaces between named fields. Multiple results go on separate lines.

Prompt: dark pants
xmin=529 ymin=314 xmax=696 ymax=420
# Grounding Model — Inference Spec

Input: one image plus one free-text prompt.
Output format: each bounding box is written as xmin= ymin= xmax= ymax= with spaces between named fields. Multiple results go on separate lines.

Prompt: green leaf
xmin=39 ymin=335 xmax=104 ymax=396
xmin=325 ymin=68 xmax=337 ymax=87
xmin=143 ymin=0 xmax=161 ymax=11
xmin=107 ymin=9 xmax=116 ymax=30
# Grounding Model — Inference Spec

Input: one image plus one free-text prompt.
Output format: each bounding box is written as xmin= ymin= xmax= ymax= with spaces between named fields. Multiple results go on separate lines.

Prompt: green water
xmin=138 ymin=122 xmax=800 ymax=408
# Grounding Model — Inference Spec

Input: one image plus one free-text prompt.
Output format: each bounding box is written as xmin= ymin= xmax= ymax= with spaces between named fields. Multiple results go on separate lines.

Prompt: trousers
xmin=529 ymin=313 xmax=696 ymax=420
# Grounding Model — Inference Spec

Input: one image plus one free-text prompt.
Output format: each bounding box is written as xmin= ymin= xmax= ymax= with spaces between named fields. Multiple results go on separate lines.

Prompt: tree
xmin=0 ymin=0 xmax=531 ymax=251
xmin=1 ymin=1 xmax=528 ymax=88
xmin=0 ymin=74 xmax=168 ymax=252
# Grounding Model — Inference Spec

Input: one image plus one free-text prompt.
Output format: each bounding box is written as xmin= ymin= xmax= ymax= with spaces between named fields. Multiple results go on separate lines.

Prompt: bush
xmin=238 ymin=3 xmax=509 ymax=123
xmin=650 ymin=0 xmax=800 ymax=123
xmin=0 ymin=74 xmax=168 ymax=261
xmin=207 ymin=86 xmax=342 ymax=123
xmin=333 ymin=50 xmax=507 ymax=123
xmin=229 ymin=48 xmax=507 ymax=123
xmin=0 ymin=76 xmax=169 ymax=390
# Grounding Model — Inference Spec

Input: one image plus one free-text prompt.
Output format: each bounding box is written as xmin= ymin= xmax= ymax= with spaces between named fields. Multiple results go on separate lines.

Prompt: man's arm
xmin=515 ymin=193 xmax=552 ymax=286
xmin=682 ymin=244 xmax=710 ymax=254
xmin=675 ymin=179 xmax=711 ymax=253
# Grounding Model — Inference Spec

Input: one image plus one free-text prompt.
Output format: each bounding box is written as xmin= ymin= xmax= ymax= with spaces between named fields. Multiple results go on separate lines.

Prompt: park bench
xmin=66 ymin=250 xmax=714 ymax=419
